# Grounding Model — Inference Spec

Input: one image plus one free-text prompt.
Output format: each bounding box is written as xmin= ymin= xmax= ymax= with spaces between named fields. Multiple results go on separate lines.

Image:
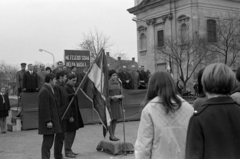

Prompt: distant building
xmin=128 ymin=0 xmax=240 ymax=75
xmin=106 ymin=52 xmax=138 ymax=72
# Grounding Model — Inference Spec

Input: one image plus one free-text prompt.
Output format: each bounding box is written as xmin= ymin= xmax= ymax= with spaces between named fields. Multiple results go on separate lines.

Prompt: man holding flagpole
xmin=61 ymin=48 xmax=111 ymax=139
xmin=53 ymin=71 xmax=73 ymax=159
xmin=64 ymin=74 xmax=84 ymax=157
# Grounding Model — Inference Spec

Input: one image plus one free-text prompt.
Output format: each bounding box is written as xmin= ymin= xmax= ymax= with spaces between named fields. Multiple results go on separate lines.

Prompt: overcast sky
xmin=0 ymin=0 xmax=137 ymax=67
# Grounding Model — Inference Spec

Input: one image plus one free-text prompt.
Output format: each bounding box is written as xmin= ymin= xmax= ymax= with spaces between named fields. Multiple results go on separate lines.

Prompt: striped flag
xmin=80 ymin=49 xmax=111 ymax=137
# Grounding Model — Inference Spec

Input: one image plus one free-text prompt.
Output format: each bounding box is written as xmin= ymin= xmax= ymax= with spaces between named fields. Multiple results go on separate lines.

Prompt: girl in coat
xmin=135 ymin=71 xmax=193 ymax=159
xmin=108 ymin=70 xmax=124 ymax=141
xmin=0 ymin=87 xmax=10 ymax=133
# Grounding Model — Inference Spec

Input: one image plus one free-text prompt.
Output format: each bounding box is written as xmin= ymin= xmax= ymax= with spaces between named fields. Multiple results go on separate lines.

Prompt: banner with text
xmin=64 ymin=50 xmax=90 ymax=74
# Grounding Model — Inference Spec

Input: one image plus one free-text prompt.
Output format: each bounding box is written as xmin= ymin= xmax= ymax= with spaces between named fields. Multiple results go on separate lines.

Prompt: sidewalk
xmin=0 ymin=121 xmax=139 ymax=159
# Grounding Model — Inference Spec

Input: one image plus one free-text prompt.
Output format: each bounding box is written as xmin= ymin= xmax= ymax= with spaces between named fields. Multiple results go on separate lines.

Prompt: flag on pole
xmin=80 ymin=49 xmax=111 ymax=137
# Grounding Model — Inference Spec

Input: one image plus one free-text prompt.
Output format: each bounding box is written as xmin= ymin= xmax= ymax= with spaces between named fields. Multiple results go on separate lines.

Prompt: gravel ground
xmin=0 ymin=120 xmax=139 ymax=159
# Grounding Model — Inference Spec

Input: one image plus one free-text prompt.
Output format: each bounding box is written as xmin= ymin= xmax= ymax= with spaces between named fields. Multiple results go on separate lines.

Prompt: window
xmin=140 ymin=33 xmax=147 ymax=51
xmin=157 ymin=30 xmax=164 ymax=47
xmin=207 ymin=19 xmax=217 ymax=42
xmin=181 ymin=23 xmax=188 ymax=41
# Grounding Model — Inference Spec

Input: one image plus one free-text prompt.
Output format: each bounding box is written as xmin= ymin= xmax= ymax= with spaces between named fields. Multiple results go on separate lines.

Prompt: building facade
xmin=128 ymin=0 xmax=240 ymax=77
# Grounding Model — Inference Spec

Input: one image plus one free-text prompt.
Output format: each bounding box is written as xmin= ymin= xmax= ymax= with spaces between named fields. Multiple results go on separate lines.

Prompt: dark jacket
xmin=38 ymin=84 xmax=61 ymax=135
xmin=23 ymin=71 xmax=39 ymax=91
xmin=53 ymin=81 xmax=71 ymax=120
xmin=186 ymin=96 xmax=240 ymax=159
xmin=64 ymin=84 xmax=84 ymax=132
xmin=118 ymin=71 xmax=132 ymax=89
xmin=0 ymin=93 xmax=10 ymax=111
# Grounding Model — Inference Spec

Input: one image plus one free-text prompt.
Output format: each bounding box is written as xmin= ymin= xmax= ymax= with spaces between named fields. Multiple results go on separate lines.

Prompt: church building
xmin=128 ymin=0 xmax=240 ymax=77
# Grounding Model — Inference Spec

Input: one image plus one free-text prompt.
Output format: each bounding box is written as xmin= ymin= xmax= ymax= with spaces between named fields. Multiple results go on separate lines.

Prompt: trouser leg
xmin=65 ymin=131 xmax=76 ymax=154
xmin=41 ymin=134 xmax=54 ymax=159
xmin=54 ymin=122 xmax=65 ymax=159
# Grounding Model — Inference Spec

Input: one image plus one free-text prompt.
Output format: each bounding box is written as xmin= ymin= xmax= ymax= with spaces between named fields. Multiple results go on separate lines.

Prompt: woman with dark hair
xmin=186 ymin=63 xmax=240 ymax=159
xmin=135 ymin=71 xmax=193 ymax=159
xmin=45 ymin=67 xmax=52 ymax=74
xmin=192 ymin=68 xmax=207 ymax=110
xmin=108 ymin=70 xmax=124 ymax=141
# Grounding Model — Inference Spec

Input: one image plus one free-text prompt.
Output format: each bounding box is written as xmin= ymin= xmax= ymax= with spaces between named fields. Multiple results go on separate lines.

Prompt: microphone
xmin=118 ymin=78 xmax=122 ymax=84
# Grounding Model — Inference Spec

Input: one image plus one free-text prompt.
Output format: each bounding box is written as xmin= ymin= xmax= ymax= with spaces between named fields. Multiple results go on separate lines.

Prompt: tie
xmin=51 ymin=88 xmax=55 ymax=94
xmin=1 ymin=95 xmax=5 ymax=104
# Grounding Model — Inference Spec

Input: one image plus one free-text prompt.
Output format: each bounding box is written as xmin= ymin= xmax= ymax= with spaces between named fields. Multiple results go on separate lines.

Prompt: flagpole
xmin=118 ymin=79 xmax=127 ymax=155
xmin=61 ymin=49 xmax=104 ymax=121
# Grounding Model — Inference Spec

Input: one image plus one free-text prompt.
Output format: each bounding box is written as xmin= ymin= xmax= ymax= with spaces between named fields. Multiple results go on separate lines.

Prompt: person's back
xmin=135 ymin=96 xmax=193 ymax=159
xmin=186 ymin=97 xmax=240 ymax=159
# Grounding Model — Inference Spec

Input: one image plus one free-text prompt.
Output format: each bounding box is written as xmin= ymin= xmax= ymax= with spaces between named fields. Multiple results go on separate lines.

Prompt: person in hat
xmin=16 ymin=63 xmax=27 ymax=95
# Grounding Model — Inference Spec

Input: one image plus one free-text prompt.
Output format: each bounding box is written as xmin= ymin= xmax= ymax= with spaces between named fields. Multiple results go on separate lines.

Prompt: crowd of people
xmin=117 ymin=65 xmax=150 ymax=90
xmin=5 ymin=60 xmax=240 ymax=159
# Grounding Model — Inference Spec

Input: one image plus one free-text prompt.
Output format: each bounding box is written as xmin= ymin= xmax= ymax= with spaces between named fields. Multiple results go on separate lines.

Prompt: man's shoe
xmin=71 ymin=151 xmax=79 ymax=156
xmin=65 ymin=153 xmax=76 ymax=158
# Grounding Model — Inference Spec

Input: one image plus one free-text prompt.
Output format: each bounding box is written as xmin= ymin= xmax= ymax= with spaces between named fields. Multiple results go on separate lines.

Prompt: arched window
xmin=181 ymin=23 xmax=188 ymax=40
xmin=140 ymin=33 xmax=147 ymax=51
xmin=207 ymin=19 xmax=217 ymax=42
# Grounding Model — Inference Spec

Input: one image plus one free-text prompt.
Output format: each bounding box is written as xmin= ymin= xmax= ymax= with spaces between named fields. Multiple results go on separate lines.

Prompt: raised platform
xmin=96 ymin=139 xmax=134 ymax=155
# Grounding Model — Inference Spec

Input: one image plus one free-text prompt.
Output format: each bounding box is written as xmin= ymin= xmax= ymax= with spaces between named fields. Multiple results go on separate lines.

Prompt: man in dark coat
xmin=38 ymin=73 xmax=61 ymax=159
xmin=16 ymin=63 xmax=26 ymax=95
xmin=138 ymin=65 xmax=149 ymax=89
xmin=64 ymin=74 xmax=84 ymax=157
xmin=53 ymin=71 xmax=72 ymax=159
xmin=118 ymin=66 xmax=132 ymax=89
xmin=23 ymin=64 xmax=39 ymax=92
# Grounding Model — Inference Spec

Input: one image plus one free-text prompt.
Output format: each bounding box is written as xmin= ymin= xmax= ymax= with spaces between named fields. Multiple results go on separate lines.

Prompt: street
xmin=0 ymin=121 xmax=139 ymax=159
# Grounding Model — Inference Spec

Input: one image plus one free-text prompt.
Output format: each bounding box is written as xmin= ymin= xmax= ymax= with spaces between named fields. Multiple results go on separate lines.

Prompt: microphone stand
xmin=118 ymin=78 xmax=127 ymax=155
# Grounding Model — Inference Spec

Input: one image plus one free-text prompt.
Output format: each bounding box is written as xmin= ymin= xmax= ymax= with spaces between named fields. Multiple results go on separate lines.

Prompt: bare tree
xmin=0 ymin=61 xmax=18 ymax=82
xmin=156 ymin=35 xmax=208 ymax=90
xmin=205 ymin=12 xmax=240 ymax=67
xmin=78 ymin=28 xmax=112 ymax=62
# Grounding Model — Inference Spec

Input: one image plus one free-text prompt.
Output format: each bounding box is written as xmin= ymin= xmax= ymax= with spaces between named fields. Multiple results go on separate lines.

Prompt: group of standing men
xmin=118 ymin=65 xmax=150 ymax=90
xmin=16 ymin=61 xmax=85 ymax=159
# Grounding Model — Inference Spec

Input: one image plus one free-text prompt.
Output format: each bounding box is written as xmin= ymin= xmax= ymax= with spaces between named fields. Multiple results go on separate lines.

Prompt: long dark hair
xmin=142 ymin=71 xmax=182 ymax=114
xmin=197 ymin=68 xmax=205 ymax=97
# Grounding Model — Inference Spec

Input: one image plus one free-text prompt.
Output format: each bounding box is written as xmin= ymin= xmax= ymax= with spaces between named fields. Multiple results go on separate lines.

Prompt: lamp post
xmin=39 ymin=49 xmax=55 ymax=66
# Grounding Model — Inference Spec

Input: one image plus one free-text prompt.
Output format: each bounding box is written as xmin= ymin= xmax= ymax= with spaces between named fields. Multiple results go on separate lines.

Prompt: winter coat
xmin=135 ymin=96 xmax=193 ymax=159
xmin=38 ymin=84 xmax=61 ymax=135
xmin=186 ymin=96 xmax=240 ymax=159
xmin=64 ymin=84 xmax=84 ymax=132
xmin=53 ymin=81 xmax=71 ymax=120
xmin=0 ymin=93 xmax=10 ymax=111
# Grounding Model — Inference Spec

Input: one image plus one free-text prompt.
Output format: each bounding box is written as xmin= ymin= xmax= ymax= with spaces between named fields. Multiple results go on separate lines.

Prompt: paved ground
xmin=0 ymin=120 xmax=139 ymax=159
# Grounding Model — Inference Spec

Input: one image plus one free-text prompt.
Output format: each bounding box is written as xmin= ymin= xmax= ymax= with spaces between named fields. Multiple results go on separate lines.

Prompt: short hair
xmin=235 ymin=66 xmax=240 ymax=82
xmin=56 ymin=70 xmax=67 ymax=80
xmin=68 ymin=73 xmax=77 ymax=80
xmin=46 ymin=67 xmax=52 ymax=72
xmin=202 ymin=63 xmax=235 ymax=95
xmin=57 ymin=61 xmax=63 ymax=65
xmin=142 ymin=71 xmax=181 ymax=114
xmin=45 ymin=73 xmax=55 ymax=83
xmin=71 ymin=66 xmax=76 ymax=70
